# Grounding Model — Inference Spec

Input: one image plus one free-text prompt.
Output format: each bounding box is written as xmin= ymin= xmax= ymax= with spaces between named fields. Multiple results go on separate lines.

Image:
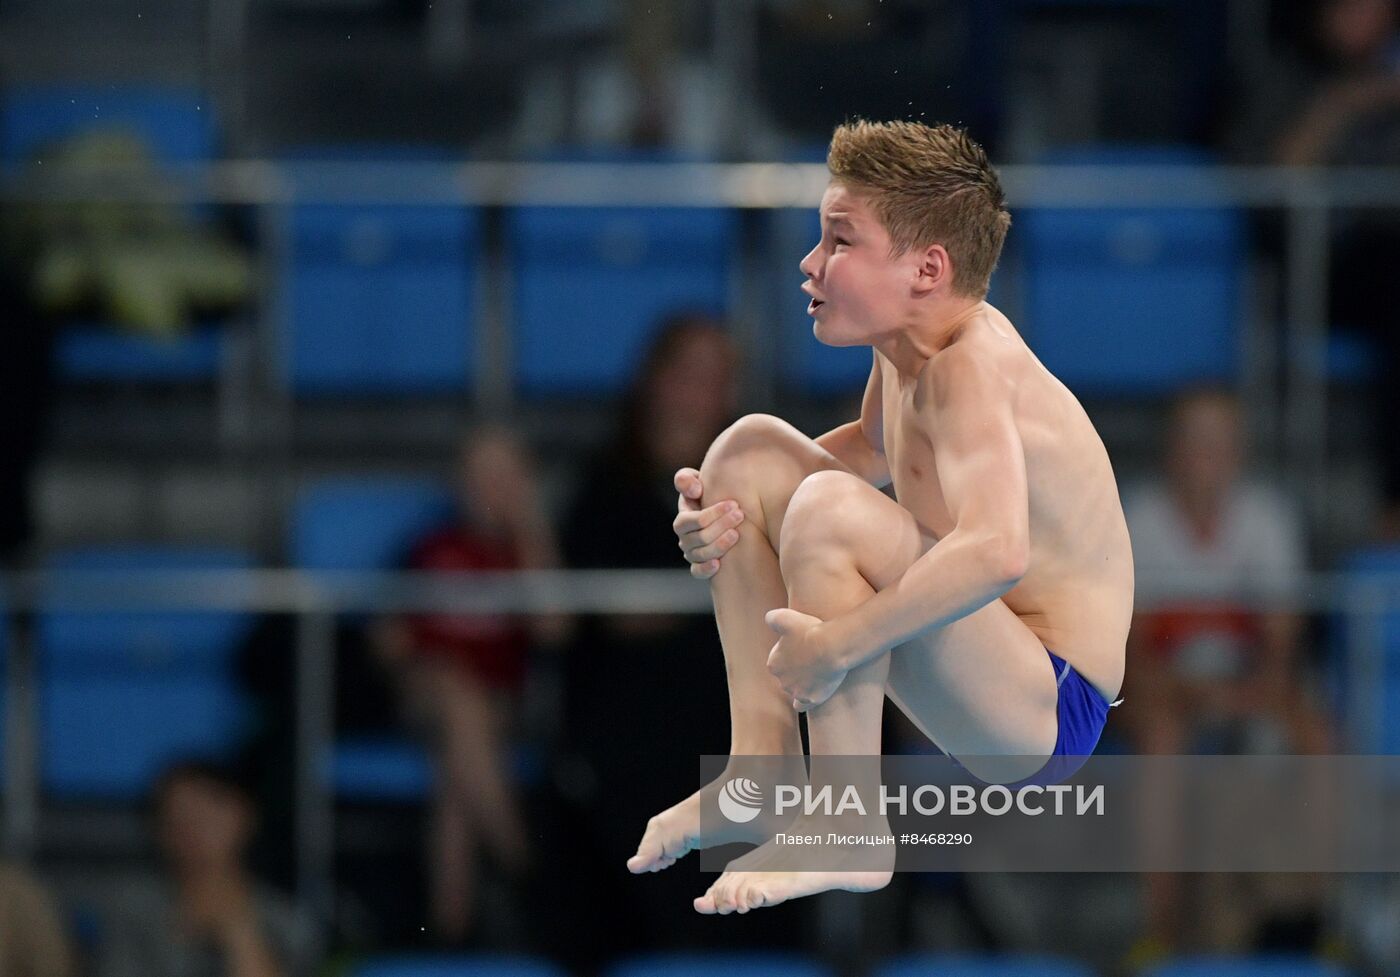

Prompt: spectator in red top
xmin=375 ymin=424 xmax=571 ymax=944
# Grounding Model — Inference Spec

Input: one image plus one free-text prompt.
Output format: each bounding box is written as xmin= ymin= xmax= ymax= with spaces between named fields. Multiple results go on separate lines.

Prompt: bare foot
xmin=627 ymin=761 xmax=805 ymax=875
xmin=693 ymin=817 xmax=895 ymax=914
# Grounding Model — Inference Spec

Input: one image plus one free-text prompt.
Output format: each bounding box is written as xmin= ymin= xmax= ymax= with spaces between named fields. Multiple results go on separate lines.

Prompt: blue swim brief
xmin=951 ymin=648 xmax=1117 ymax=789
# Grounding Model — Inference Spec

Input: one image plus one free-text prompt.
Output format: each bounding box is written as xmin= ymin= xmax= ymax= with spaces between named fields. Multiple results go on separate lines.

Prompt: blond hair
xmin=827 ymin=120 xmax=1010 ymax=298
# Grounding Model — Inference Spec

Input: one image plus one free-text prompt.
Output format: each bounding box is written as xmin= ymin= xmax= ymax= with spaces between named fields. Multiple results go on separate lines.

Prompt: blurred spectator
xmin=0 ymin=861 xmax=75 ymax=977
xmin=1122 ymin=388 xmax=1333 ymax=961
xmin=1225 ymin=0 xmax=1400 ymax=533
xmin=1226 ymin=0 xmax=1400 ymax=168
xmin=507 ymin=0 xmax=782 ymax=157
xmin=562 ymin=313 xmax=740 ymax=636
xmin=550 ymin=313 xmax=806 ymax=966
xmin=373 ymin=425 xmax=571 ymax=944
xmin=1122 ymin=387 xmax=1329 ymax=756
xmin=95 ymin=762 xmax=319 ymax=977
xmin=543 ymin=313 xmax=739 ymax=957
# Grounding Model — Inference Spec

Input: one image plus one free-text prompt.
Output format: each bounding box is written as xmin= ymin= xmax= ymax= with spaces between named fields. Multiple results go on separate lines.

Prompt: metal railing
xmin=3 ymin=565 xmax=1400 ymax=924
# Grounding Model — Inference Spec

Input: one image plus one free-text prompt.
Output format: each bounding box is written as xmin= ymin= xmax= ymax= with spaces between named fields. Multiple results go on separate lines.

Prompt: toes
xmin=714 ymin=876 xmax=739 ymax=914
xmin=629 ymin=814 xmax=697 ymax=874
xmin=627 ymin=821 xmax=660 ymax=873
xmin=706 ymin=878 xmax=730 ymax=915
xmin=693 ymin=891 xmax=717 ymax=914
xmin=627 ymin=838 xmax=659 ymax=874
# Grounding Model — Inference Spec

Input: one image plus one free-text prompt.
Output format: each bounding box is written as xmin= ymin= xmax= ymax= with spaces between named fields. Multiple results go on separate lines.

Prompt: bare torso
xmin=875 ymin=304 xmax=1133 ymax=702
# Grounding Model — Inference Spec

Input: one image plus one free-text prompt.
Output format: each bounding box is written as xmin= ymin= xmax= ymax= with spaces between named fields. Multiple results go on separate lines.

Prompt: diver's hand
xmin=672 ymin=468 xmax=745 ymax=579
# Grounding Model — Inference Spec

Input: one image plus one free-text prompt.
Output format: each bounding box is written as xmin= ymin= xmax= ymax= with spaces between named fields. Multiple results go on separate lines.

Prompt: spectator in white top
xmin=1122 ymin=386 xmax=1329 ymax=755
xmin=1121 ymin=388 xmax=1334 ymax=962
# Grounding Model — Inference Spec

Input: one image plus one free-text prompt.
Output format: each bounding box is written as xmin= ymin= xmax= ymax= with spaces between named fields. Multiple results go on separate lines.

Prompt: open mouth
xmin=807 ymin=298 xmax=825 ymax=315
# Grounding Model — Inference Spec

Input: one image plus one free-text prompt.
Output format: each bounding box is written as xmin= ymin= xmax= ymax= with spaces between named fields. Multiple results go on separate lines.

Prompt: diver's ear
xmin=912 ymin=242 xmax=953 ymax=296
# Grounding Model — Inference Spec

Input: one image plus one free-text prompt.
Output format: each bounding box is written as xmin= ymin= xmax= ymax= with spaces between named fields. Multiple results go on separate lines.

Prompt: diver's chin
xmin=813 ymin=319 xmax=860 ymax=348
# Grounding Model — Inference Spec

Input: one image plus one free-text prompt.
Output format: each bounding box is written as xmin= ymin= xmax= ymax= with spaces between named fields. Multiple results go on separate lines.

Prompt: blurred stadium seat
xmin=290 ymin=476 xmax=452 ymax=799
xmin=1337 ymin=545 xmax=1400 ymax=753
xmin=1018 ymin=146 xmax=1245 ymax=396
xmin=774 ymin=209 xmax=872 ymax=395
xmin=283 ymin=197 xmax=479 ymax=395
xmin=0 ymin=85 xmax=216 ymax=165
xmin=605 ymin=952 xmax=833 ymax=977
xmin=36 ymin=546 xmax=254 ymax=799
xmin=289 ymin=476 xmax=454 ymax=572
xmin=326 ymin=733 xmax=434 ymax=800
xmin=871 ymin=954 xmax=1098 ymax=977
xmin=767 ymin=143 xmax=870 ymax=393
xmin=52 ymin=323 xmax=227 ymax=381
xmin=507 ymin=204 xmax=735 ymax=395
xmin=0 ymin=85 xmax=233 ymax=385
xmin=351 ymin=954 xmax=569 ymax=977
xmin=1143 ymin=956 xmax=1351 ymax=977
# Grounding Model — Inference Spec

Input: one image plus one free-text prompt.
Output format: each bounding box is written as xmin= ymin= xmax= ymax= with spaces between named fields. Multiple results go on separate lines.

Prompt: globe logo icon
xmin=717 ymin=777 xmax=764 ymax=823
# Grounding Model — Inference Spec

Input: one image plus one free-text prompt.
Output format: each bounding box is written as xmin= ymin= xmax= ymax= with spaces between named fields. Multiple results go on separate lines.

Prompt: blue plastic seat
xmin=507 ymin=204 xmax=736 ymax=395
xmin=37 ymin=546 xmax=255 ymax=799
xmin=605 ymin=953 xmax=834 ymax=977
xmin=1144 ymin=956 xmax=1350 ymax=977
xmin=1336 ymin=546 xmax=1400 ymax=753
xmin=2 ymin=85 xmax=230 ymax=385
xmin=291 ymin=477 xmax=453 ymax=800
xmin=289 ymin=477 xmax=454 ymax=572
xmin=767 ymin=144 xmax=868 ymax=394
xmin=328 ymin=733 xmax=435 ymax=801
xmin=53 ymin=323 xmax=226 ymax=382
xmin=351 ymin=956 xmax=568 ymax=977
xmin=1 ymin=85 xmax=215 ymax=166
xmin=872 ymin=954 xmax=1097 ymax=977
xmin=1018 ymin=147 xmax=1244 ymax=396
xmin=282 ymin=159 xmax=479 ymax=394
xmin=774 ymin=210 xmax=871 ymax=395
